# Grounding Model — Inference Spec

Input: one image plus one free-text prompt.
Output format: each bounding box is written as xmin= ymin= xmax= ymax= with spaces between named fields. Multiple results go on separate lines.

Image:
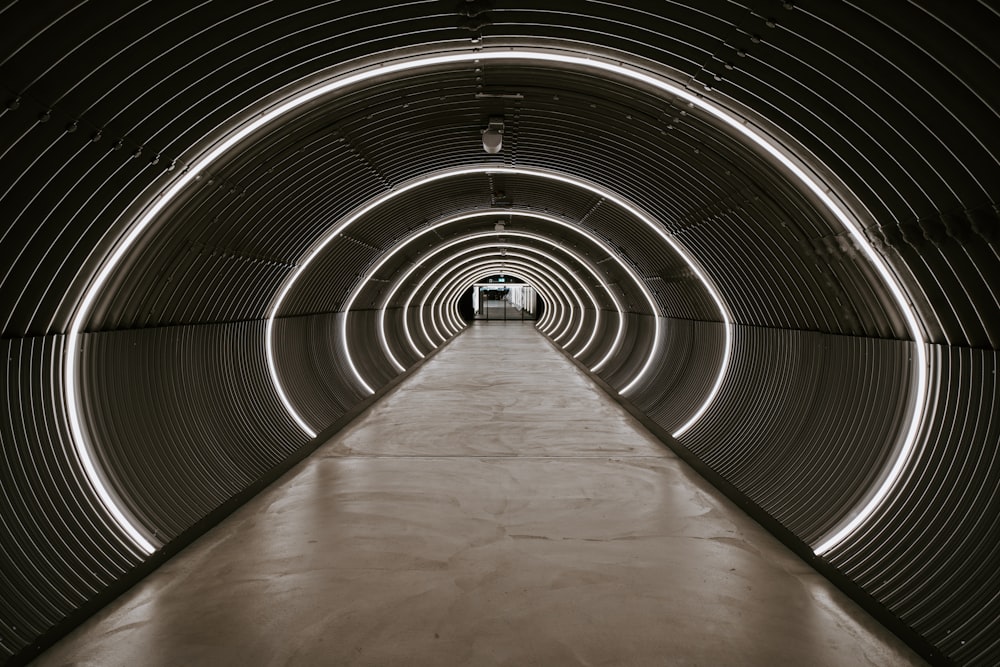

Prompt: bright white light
xmin=433 ymin=263 xmax=566 ymax=333
xmin=437 ymin=277 xmax=541 ymax=330
xmin=264 ymin=317 xmax=320 ymax=437
xmin=432 ymin=261 xmax=568 ymax=331
xmin=400 ymin=247 xmax=588 ymax=354
xmin=377 ymin=234 xmax=602 ymax=368
xmin=503 ymin=249 xmax=595 ymax=346
xmin=329 ymin=166 xmax=684 ymax=403
xmin=64 ymin=342 xmax=157 ymax=555
xmin=435 ymin=270 xmax=546 ymax=328
xmin=64 ymin=46 xmax=925 ymax=559
xmin=427 ymin=252 xmax=584 ymax=344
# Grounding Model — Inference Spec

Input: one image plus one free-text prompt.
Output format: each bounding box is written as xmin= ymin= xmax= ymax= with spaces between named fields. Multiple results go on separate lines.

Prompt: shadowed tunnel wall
xmin=1 ymin=3 xmax=998 ymax=665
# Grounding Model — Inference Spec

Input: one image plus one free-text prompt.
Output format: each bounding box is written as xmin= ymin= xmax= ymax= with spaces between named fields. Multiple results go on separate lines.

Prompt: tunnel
xmin=1 ymin=2 xmax=998 ymax=665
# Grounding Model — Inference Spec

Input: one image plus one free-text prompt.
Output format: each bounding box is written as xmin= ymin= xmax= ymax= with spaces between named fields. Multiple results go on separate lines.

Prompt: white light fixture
xmin=394 ymin=232 xmax=610 ymax=353
xmin=434 ymin=262 xmax=567 ymax=335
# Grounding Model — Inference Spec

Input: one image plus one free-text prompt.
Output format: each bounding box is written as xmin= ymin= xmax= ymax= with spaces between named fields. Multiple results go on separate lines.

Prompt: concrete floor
xmin=34 ymin=322 xmax=924 ymax=666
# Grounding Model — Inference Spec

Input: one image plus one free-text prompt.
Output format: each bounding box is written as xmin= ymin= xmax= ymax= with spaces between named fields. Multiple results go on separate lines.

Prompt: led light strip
xmin=394 ymin=247 xmax=566 ymax=357
xmin=396 ymin=235 xmax=614 ymax=356
xmin=414 ymin=248 xmax=593 ymax=347
xmin=434 ymin=271 xmax=543 ymax=333
xmin=398 ymin=255 xmax=569 ymax=350
xmin=399 ymin=247 xmax=591 ymax=358
xmin=435 ymin=268 xmax=548 ymax=329
xmin=435 ymin=276 xmax=539 ymax=333
xmin=429 ymin=262 xmax=567 ymax=336
xmin=373 ymin=233 xmax=606 ymax=371
xmin=282 ymin=157 xmax=725 ymax=413
xmin=433 ymin=263 xmax=567 ymax=333
xmin=64 ymin=47 xmax=925 ymax=558
xmin=431 ymin=261 xmax=568 ymax=331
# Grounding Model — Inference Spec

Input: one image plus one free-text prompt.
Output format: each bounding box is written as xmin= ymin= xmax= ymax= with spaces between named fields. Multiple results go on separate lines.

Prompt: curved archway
xmin=2 ymin=7 xmax=997 ymax=664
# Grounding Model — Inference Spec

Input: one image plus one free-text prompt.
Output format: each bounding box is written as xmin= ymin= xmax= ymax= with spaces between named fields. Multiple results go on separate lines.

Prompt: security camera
xmin=482 ymin=129 xmax=502 ymax=153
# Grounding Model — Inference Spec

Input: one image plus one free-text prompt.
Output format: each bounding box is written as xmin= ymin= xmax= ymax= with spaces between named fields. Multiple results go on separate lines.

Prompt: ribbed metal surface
xmin=272 ymin=313 xmax=364 ymax=428
xmin=1 ymin=3 xmax=998 ymax=665
xmin=81 ymin=322 xmax=308 ymax=540
xmin=828 ymin=346 xmax=1000 ymax=666
xmin=596 ymin=313 xmax=658 ymax=389
xmin=635 ymin=319 xmax=728 ymax=432
xmin=672 ymin=326 xmax=912 ymax=543
xmin=1 ymin=337 xmax=141 ymax=662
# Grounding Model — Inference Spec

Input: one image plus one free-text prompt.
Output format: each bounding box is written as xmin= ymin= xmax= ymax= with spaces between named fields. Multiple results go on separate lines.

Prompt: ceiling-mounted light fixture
xmin=482 ymin=116 xmax=504 ymax=153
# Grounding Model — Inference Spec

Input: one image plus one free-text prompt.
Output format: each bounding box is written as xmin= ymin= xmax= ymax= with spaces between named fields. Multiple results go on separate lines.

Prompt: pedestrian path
xmin=34 ymin=322 xmax=922 ymax=666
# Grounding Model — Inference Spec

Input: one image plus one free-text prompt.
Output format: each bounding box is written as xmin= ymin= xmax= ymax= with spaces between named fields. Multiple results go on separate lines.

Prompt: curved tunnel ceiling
xmin=2 ymin=3 xmax=998 ymax=666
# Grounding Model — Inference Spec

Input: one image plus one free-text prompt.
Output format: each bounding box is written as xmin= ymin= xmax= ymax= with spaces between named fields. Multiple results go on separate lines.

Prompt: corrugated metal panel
xmin=599 ymin=312 xmax=658 ymax=390
xmin=271 ymin=313 xmax=366 ymax=428
xmin=1 ymin=3 xmax=998 ymax=665
xmin=1 ymin=336 xmax=141 ymax=663
xmin=828 ymin=346 xmax=1000 ymax=666
xmin=640 ymin=319 xmax=728 ymax=433
xmin=81 ymin=322 xmax=308 ymax=539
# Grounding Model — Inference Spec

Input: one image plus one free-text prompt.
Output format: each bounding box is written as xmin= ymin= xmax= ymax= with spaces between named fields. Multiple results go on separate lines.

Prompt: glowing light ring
xmin=423 ymin=251 xmax=592 ymax=345
xmin=432 ymin=262 xmax=568 ymax=333
xmin=418 ymin=249 xmax=592 ymax=347
xmin=436 ymin=271 xmax=544 ymax=332
xmin=431 ymin=262 xmax=570 ymax=335
xmin=428 ymin=249 xmax=586 ymax=346
xmin=403 ymin=255 xmax=561 ymax=358
xmin=502 ymin=248 xmax=602 ymax=347
xmin=427 ymin=234 xmax=618 ymax=351
xmin=385 ymin=246 xmax=500 ymax=357
xmin=403 ymin=247 xmax=590 ymax=353
xmin=434 ymin=268 xmax=547 ymax=329
xmin=436 ymin=267 xmax=553 ymax=326
xmin=452 ymin=265 xmax=566 ymax=330
xmin=379 ymin=235 xmax=601 ymax=365
xmin=432 ymin=264 xmax=564 ymax=337
xmin=63 ymin=47 xmax=925 ymax=558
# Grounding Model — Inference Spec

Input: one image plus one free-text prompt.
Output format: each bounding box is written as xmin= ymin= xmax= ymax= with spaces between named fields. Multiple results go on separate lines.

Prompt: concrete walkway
xmin=34 ymin=322 xmax=923 ymax=666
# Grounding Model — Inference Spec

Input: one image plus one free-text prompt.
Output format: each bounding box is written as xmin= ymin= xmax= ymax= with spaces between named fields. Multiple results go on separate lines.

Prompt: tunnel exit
xmin=466 ymin=276 xmax=539 ymax=321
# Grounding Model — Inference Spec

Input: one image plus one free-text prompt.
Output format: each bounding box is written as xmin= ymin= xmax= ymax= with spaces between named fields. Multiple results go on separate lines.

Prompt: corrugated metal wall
xmin=2 ymin=3 xmax=998 ymax=665
xmin=1 ymin=337 xmax=143 ymax=660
